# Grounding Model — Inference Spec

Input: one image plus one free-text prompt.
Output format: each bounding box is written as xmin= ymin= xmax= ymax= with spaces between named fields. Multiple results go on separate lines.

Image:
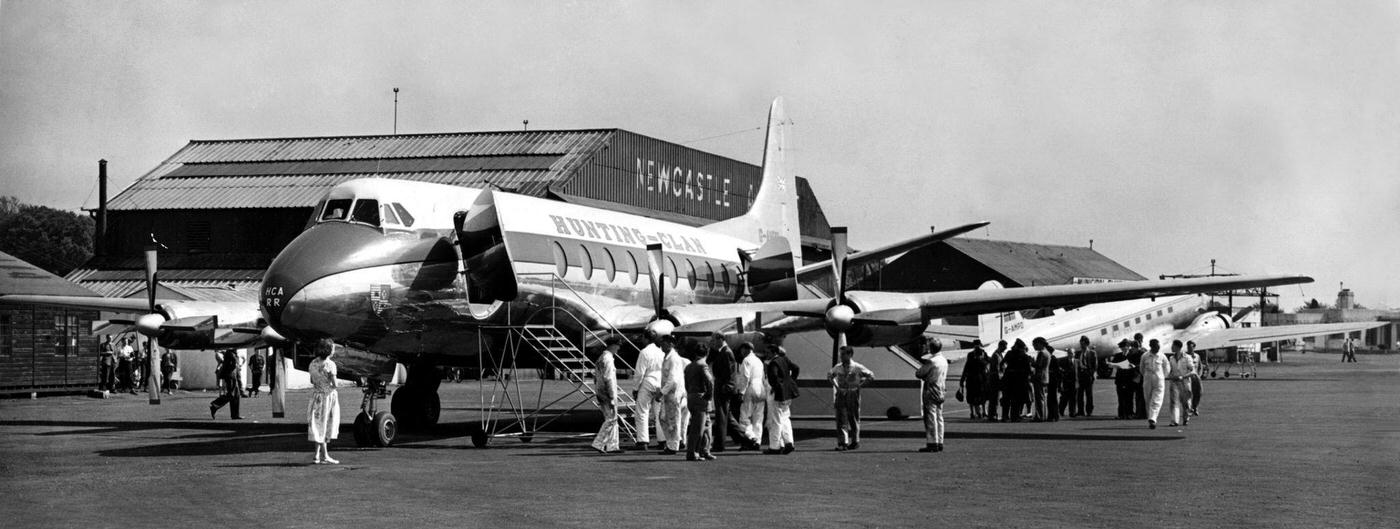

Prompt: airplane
xmin=4 ymin=98 xmax=1317 ymax=448
xmin=958 ymin=280 xmax=1386 ymax=365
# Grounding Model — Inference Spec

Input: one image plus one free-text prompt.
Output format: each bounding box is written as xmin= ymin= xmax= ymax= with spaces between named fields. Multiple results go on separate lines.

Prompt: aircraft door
xmin=454 ymin=191 xmax=519 ymax=303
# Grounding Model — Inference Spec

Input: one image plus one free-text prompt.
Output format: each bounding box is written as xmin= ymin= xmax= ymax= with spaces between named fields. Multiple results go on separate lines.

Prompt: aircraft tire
xmin=353 ymin=412 xmax=372 ymax=447
xmin=471 ymin=429 xmax=489 ymax=448
xmin=391 ymin=386 xmax=441 ymax=431
xmin=372 ymin=411 xmax=396 ymax=447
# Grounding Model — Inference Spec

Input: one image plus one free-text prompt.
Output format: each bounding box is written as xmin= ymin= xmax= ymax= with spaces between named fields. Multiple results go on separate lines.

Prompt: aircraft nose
xmin=260 ymin=222 xmax=386 ymax=338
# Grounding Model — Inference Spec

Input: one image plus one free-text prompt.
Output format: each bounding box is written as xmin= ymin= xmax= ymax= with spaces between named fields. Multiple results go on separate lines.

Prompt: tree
xmin=0 ymin=196 xmax=94 ymax=276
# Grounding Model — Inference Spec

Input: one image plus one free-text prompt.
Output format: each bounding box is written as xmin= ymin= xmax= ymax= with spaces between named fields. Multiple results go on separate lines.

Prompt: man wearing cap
xmin=683 ymin=343 xmax=716 ymax=461
xmin=1139 ymin=338 xmax=1171 ymax=429
xmin=958 ymin=339 xmax=989 ymax=420
xmin=763 ymin=338 xmax=800 ymax=455
xmin=657 ymin=334 xmax=686 ymax=455
xmin=915 ymin=337 xmax=948 ymax=452
xmin=828 ymin=345 xmax=875 ymax=451
xmin=630 ymin=332 xmax=664 ymax=450
xmin=591 ymin=336 xmax=623 ymax=453
xmin=734 ymin=342 xmax=765 ymax=450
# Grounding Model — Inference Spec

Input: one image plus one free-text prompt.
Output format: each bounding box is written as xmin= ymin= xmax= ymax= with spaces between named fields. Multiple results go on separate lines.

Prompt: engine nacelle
xmin=1186 ymin=312 xmax=1231 ymax=335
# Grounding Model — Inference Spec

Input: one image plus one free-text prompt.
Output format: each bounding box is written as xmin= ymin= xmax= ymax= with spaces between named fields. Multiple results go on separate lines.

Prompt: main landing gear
xmin=353 ymin=379 xmax=396 ymax=447
xmin=391 ymin=363 xmax=442 ymax=431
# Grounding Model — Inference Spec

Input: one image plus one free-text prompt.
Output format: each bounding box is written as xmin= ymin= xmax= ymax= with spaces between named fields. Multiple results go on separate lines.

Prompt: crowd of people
xmin=96 ymin=336 xmax=180 ymax=395
xmin=954 ymin=332 xmax=1207 ymax=430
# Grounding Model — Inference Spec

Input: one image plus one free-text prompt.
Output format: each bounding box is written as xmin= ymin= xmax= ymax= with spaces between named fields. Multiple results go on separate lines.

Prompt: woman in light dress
xmin=308 ymin=338 xmax=340 ymax=464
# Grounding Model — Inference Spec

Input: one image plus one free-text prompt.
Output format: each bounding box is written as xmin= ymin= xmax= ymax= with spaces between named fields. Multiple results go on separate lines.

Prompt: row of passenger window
xmin=550 ymin=241 xmax=738 ymax=293
xmin=1097 ymin=305 xmax=1176 ymax=336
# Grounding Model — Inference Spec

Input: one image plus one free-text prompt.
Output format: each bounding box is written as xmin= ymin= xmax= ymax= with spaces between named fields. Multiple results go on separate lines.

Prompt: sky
xmin=1 ymin=0 xmax=1396 ymax=310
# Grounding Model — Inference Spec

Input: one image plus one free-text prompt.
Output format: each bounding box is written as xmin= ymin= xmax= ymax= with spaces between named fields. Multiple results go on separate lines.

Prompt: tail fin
xmin=976 ymin=280 xmax=1023 ymax=343
xmin=706 ymin=97 xmax=803 ymax=292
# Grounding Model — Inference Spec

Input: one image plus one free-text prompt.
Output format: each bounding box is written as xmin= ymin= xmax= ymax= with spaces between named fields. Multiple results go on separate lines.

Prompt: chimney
xmin=96 ymin=159 xmax=107 ymax=257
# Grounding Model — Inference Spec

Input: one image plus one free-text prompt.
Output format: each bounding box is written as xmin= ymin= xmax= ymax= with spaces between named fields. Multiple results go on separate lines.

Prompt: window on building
xmin=185 ymin=221 xmax=212 ymax=253
xmin=0 ymin=314 xmax=11 ymax=356
xmin=551 ymin=241 xmax=568 ymax=277
xmin=54 ymin=312 xmax=79 ymax=357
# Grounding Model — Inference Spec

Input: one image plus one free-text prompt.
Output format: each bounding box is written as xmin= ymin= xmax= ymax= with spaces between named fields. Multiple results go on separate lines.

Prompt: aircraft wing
xmin=1 ymin=294 xmax=266 ymax=348
xmin=0 ymin=294 xmax=154 ymax=313
xmin=924 ymin=323 xmax=979 ymax=340
xmin=793 ymin=222 xmax=990 ymax=285
xmin=1184 ymin=321 xmax=1388 ymax=351
xmin=667 ymin=274 xmax=1313 ymax=338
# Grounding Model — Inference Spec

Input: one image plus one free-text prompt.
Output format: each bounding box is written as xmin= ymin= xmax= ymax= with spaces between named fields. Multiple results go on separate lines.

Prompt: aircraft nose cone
xmin=260 ymin=222 xmax=386 ymax=338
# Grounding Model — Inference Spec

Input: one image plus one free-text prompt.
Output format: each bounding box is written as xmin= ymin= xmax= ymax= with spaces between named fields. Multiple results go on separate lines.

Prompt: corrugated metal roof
xmin=943 ymin=238 xmax=1146 ymax=286
xmin=67 ymin=268 xmax=266 ymax=282
xmin=107 ymin=170 xmax=554 ymax=210
xmin=0 ymin=252 xmax=99 ymax=297
xmin=76 ymin=279 xmax=261 ymax=302
xmin=167 ymin=130 xmax=613 ymax=163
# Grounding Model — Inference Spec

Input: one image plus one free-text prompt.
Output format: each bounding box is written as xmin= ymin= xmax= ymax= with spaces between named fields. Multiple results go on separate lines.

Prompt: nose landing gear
xmin=353 ymin=379 xmax=397 ymax=447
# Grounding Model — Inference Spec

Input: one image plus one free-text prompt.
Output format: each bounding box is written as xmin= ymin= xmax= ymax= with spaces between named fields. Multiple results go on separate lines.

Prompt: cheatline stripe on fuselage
xmin=1027 ymin=296 xmax=1197 ymax=348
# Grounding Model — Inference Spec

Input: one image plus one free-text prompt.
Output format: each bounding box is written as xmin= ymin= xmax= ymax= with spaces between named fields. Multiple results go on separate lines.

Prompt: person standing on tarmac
xmin=828 ymin=346 xmax=875 ymax=451
xmin=763 ymin=339 xmax=800 ymax=455
xmin=1031 ymin=338 xmax=1053 ymax=422
xmin=209 ymin=349 xmax=243 ymax=420
xmin=630 ymin=332 xmax=664 ymax=450
xmin=657 ymin=335 xmax=686 ymax=455
xmin=734 ymin=343 xmax=765 ymax=450
xmin=986 ymin=340 xmax=1007 ymax=422
xmin=1138 ymin=339 xmax=1171 ymax=429
xmin=591 ymin=336 xmax=622 ymax=454
xmin=1131 ymin=334 xmax=1148 ymax=419
xmin=708 ymin=333 xmax=742 ymax=452
xmin=683 ymin=345 xmax=716 ymax=461
xmin=1000 ymin=339 xmax=1033 ymax=422
xmin=1052 ymin=342 xmax=1075 ymax=420
xmin=1073 ymin=336 xmax=1096 ymax=417
xmin=248 ymin=349 xmax=265 ymax=397
xmin=1186 ymin=341 xmax=1203 ymax=416
xmin=98 ymin=337 xmax=116 ymax=392
xmin=959 ymin=339 xmax=989 ymax=420
xmin=915 ymin=337 xmax=948 ymax=453
xmin=160 ymin=347 xmax=179 ymax=394
xmin=1166 ymin=339 xmax=1196 ymax=427
xmin=1111 ymin=340 xmax=1136 ymax=420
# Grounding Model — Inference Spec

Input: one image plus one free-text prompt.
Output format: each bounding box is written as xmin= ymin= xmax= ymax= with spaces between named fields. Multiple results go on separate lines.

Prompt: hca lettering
xmin=635 ymin=158 xmax=734 ymax=207
xmin=549 ymin=215 xmax=708 ymax=255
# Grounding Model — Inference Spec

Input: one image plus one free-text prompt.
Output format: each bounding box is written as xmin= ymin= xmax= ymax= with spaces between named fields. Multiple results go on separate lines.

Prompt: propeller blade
xmin=646 ymin=243 xmax=665 ymax=319
xmin=782 ymin=311 xmax=827 ymax=319
xmin=144 ymin=244 xmax=158 ymax=313
xmin=830 ymin=227 xmax=848 ymax=304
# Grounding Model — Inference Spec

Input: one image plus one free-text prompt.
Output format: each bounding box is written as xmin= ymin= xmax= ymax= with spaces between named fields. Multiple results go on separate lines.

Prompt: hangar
xmin=1 ymin=251 xmax=101 ymax=394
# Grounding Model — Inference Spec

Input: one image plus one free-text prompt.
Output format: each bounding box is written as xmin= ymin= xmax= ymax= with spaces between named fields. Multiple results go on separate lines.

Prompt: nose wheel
xmin=353 ymin=379 xmax=397 ymax=447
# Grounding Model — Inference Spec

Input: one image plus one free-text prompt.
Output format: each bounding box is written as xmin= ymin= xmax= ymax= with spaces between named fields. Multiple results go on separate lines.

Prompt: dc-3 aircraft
xmin=933 ymin=281 xmax=1385 ymax=364
xmin=2 ymin=98 xmax=1318 ymax=447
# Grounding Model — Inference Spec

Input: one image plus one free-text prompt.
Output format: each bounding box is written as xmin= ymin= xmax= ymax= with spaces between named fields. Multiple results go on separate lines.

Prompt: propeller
xmin=828 ymin=227 xmax=850 ymax=364
xmin=644 ymin=243 xmax=675 ymax=337
xmin=140 ymin=242 xmax=161 ymax=404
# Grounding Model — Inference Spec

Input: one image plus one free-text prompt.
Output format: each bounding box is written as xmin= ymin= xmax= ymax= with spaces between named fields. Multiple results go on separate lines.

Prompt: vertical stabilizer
xmin=706 ymin=98 xmax=803 ymax=300
xmin=976 ymin=281 xmax=1025 ymax=343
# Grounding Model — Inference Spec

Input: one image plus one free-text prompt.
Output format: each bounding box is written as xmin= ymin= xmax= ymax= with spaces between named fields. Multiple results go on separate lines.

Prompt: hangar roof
xmin=942 ymin=238 xmax=1146 ymax=286
xmin=0 ymin=251 xmax=99 ymax=297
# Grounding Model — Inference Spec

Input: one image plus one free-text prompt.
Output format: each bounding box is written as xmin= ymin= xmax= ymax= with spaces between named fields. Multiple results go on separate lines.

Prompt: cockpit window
xmin=321 ymin=199 xmax=352 ymax=221
xmin=381 ymin=204 xmax=401 ymax=226
xmin=351 ymin=199 xmax=380 ymax=226
xmin=392 ymin=203 xmax=415 ymax=227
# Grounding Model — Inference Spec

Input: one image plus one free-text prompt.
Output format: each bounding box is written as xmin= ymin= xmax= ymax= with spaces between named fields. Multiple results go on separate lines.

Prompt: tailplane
xmin=977 ymin=280 xmax=1025 ymax=343
xmin=706 ymin=97 xmax=803 ymax=300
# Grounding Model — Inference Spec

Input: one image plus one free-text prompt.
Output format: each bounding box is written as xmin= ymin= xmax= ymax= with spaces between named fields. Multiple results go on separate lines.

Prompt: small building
xmin=0 ymin=251 xmax=102 ymax=393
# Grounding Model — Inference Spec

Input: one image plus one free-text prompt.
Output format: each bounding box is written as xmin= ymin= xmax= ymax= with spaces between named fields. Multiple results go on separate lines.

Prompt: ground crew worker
xmin=248 ymin=349 xmax=265 ymax=397
xmin=631 ymin=332 xmax=664 ymax=450
xmin=1139 ymin=339 xmax=1170 ymax=429
xmin=959 ymin=339 xmax=989 ymax=420
xmin=591 ymin=336 xmax=622 ymax=454
xmin=1074 ymin=336 xmax=1096 ymax=417
xmin=657 ymin=334 xmax=685 ymax=455
xmin=915 ymin=338 xmax=948 ymax=452
xmin=1000 ymin=339 xmax=1032 ymax=422
xmin=1031 ymin=338 xmax=1052 ymax=422
xmin=763 ymin=338 xmax=800 ymax=454
xmin=1166 ymin=339 xmax=1196 ymax=427
xmin=734 ymin=342 xmax=765 ymax=450
xmin=683 ymin=344 xmax=715 ymax=461
xmin=1186 ymin=341 xmax=1203 ymax=415
xmin=828 ymin=346 xmax=875 ymax=451
xmin=986 ymin=340 xmax=1006 ymax=421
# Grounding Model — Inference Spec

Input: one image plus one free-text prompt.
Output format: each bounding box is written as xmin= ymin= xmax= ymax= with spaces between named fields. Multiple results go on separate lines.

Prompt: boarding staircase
xmin=514 ymin=324 xmax=641 ymax=443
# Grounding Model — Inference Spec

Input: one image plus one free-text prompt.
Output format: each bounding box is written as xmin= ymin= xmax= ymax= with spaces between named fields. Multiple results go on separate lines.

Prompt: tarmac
xmin=1 ymin=352 xmax=1396 ymax=528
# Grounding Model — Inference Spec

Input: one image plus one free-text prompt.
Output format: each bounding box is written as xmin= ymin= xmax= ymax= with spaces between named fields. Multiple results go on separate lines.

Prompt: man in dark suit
xmin=985 ymin=340 xmax=1006 ymax=421
xmin=1129 ymin=335 xmax=1147 ymax=419
xmin=1074 ymin=336 xmax=1097 ymax=417
xmin=763 ymin=339 xmax=800 ymax=454
xmin=209 ymin=349 xmax=242 ymax=419
xmin=707 ymin=333 xmax=743 ymax=452
xmin=1000 ymin=339 xmax=1032 ymax=422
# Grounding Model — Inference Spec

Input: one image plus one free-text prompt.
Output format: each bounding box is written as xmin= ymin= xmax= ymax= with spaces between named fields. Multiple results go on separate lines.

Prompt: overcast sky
xmin=1 ymin=1 xmax=1396 ymax=310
